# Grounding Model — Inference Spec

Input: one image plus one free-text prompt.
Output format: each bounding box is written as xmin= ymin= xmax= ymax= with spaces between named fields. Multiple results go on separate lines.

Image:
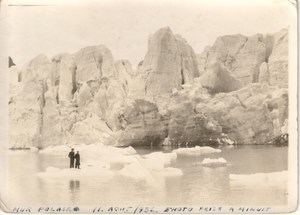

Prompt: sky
xmin=0 ymin=0 xmax=297 ymax=68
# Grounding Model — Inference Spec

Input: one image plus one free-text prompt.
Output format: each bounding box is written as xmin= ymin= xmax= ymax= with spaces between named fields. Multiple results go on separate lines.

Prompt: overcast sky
xmin=1 ymin=0 xmax=296 ymax=68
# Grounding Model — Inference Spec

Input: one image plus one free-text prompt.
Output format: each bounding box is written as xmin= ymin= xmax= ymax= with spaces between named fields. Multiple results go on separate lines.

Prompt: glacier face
xmin=9 ymin=27 xmax=289 ymax=148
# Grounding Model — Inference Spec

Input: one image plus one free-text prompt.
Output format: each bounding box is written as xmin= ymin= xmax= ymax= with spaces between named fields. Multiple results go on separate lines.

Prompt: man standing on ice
xmin=68 ymin=148 xmax=75 ymax=168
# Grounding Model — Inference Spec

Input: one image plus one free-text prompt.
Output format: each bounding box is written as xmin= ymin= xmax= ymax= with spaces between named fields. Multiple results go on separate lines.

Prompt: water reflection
xmin=69 ymin=180 xmax=80 ymax=190
xmin=69 ymin=180 xmax=80 ymax=203
xmin=7 ymin=145 xmax=288 ymax=206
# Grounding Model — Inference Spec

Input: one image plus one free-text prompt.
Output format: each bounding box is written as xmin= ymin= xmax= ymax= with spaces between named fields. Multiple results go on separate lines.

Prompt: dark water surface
xmin=4 ymin=145 xmax=288 ymax=208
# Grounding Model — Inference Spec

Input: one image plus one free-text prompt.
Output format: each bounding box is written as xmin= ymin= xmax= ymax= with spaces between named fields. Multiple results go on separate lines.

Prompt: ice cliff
xmin=9 ymin=27 xmax=289 ymax=148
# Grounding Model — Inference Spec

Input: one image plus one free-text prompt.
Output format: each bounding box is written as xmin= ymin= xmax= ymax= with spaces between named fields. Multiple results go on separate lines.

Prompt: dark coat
xmin=68 ymin=151 xmax=75 ymax=160
xmin=75 ymin=154 xmax=80 ymax=165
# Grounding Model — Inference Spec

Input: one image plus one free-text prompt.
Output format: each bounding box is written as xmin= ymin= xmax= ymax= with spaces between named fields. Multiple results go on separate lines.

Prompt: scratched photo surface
xmin=0 ymin=0 xmax=298 ymax=213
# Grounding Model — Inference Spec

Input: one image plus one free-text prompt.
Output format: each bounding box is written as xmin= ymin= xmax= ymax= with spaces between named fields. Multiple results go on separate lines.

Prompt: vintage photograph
xmin=0 ymin=0 xmax=298 ymax=213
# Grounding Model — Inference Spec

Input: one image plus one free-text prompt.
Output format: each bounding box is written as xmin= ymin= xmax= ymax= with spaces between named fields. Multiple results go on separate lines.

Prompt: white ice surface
xmin=38 ymin=145 xmax=183 ymax=182
xmin=202 ymin=157 xmax=228 ymax=167
xmin=142 ymin=152 xmax=177 ymax=170
xmin=173 ymin=146 xmax=221 ymax=156
xmin=229 ymin=171 xmax=287 ymax=188
xmin=163 ymin=167 xmax=183 ymax=177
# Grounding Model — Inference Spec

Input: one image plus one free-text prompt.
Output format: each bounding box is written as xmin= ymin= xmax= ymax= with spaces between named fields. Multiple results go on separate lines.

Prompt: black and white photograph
xmin=0 ymin=0 xmax=298 ymax=213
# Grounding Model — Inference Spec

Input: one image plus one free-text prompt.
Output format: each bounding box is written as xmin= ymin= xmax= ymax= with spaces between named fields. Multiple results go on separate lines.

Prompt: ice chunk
xmin=173 ymin=146 xmax=221 ymax=156
xmin=162 ymin=137 xmax=172 ymax=146
xmin=143 ymin=152 xmax=177 ymax=165
xmin=39 ymin=145 xmax=72 ymax=155
xmin=163 ymin=167 xmax=183 ymax=177
xmin=8 ymin=150 xmax=27 ymax=155
xmin=119 ymin=161 xmax=152 ymax=180
xmin=222 ymin=137 xmax=235 ymax=145
xmin=37 ymin=165 xmax=114 ymax=179
xmin=39 ymin=144 xmax=135 ymax=157
xmin=30 ymin=147 xmax=39 ymax=152
xmin=229 ymin=171 xmax=287 ymax=188
xmin=201 ymin=157 xmax=228 ymax=167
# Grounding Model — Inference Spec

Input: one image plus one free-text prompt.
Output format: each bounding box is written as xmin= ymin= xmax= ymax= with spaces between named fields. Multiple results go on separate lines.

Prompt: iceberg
xmin=37 ymin=165 xmax=114 ymax=180
xmin=173 ymin=146 xmax=221 ymax=156
xmin=119 ymin=161 xmax=152 ymax=180
xmin=38 ymin=144 xmax=183 ymax=181
xmin=163 ymin=167 xmax=183 ymax=177
xmin=229 ymin=171 xmax=287 ymax=188
xmin=201 ymin=157 xmax=228 ymax=167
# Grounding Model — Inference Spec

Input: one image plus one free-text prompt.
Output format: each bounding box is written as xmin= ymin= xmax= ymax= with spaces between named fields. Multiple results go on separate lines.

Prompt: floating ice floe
xmin=119 ymin=161 xmax=152 ymax=180
xmin=142 ymin=152 xmax=177 ymax=170
xmin=229 ymin=171 xmax=288 ymax=188
xmin=30 ymin=147 xmax=39 ymax=152
xmin=38 ymin=144 xmax=183 ymax=182
xmin=8 ymin=149 xmax=29 ymax=155
xmin=37 ymin=164 xmax=114 ymax=180
xmin=201 ymin=157 xmax=228 ymax=167
xmin=217 ymin=137 xmax=235 ymax=145
xmin=173 ymin=146 xmax=221 ymax=156
xmin=39 ymin=144 xmax=136 ymax=160
xmin=163 ymin=167 xmax=183 ymax=177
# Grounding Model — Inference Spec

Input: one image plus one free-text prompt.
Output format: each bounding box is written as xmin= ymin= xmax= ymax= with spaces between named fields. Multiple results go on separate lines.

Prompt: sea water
xmin=2 ymin=145 xmax=288 ymax=208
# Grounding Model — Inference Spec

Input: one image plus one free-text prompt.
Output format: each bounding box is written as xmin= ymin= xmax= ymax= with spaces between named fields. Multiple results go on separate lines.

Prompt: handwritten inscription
xmin=12 ymin=207 xmax=32 ymax=213
xmin=164 ymin=207 xmax=193 ymax=213
xmin=11 ymin=206 xmax=273 ymax=213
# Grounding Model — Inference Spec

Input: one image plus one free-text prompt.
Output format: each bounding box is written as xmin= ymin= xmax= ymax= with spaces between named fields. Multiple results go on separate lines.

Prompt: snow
xmin=173 ymin=146 xmax=221 ymax=156
xmin=229 ymin=171 xmax=287 ymax=188
xmin=201 ymin=157 xmax=228 ymax=167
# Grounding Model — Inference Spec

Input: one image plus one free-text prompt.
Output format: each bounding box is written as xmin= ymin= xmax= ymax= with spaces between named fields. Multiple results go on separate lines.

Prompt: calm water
xmin=3 ymin=145 xmax=288 ymax=210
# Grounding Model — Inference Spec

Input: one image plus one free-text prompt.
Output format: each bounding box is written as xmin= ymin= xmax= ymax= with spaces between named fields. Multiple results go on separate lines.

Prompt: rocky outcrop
xmin=200 ymin=61 xmax=242 ymax=93
xmin=114 ymin=99 xmax=168 ymax=147
xmin=138 ymin=27 xmax=199 ymax=96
